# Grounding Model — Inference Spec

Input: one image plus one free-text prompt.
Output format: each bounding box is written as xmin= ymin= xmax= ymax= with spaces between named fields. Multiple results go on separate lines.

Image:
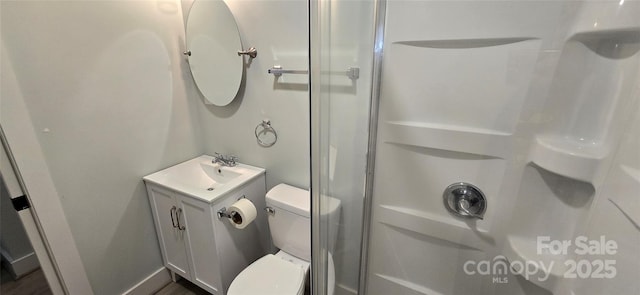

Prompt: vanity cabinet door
xmin=179 ymin=196 xmax=222 ymax=294
xmin=146 ymin=186 xmax=191 ymax=280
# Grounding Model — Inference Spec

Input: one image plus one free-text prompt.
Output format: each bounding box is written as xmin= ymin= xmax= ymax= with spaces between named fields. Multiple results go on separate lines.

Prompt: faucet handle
xmin=443 ymin=182 xmax=486 ymax=220
xmin=212 ymin=152 xmax=225 ymax=164
xmin=211 ymin=153 xmax=238 ymax=166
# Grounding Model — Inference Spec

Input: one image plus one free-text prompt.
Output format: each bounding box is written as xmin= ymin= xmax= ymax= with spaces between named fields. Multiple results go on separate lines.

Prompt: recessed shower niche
xmin=531 ymin=29 xmax=640 ymax=185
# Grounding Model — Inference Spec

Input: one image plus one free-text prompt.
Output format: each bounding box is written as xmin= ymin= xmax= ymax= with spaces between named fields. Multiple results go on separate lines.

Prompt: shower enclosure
xmin=311 ymin=0 xmax=640 ymax=294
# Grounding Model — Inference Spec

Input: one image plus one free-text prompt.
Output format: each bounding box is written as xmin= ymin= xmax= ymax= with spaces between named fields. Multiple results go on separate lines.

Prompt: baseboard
xmin=335 ymin=283 xmax=358 ymax=295
xmin=122 ymin=267 xmax=171 ymax=295
xmin=0 ymin=249 xmax=40 ymax=279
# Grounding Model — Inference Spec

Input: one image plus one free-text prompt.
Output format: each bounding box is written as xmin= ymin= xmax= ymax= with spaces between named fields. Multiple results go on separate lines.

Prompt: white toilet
xmin=228 ymin=183 xmax=341 ymax=295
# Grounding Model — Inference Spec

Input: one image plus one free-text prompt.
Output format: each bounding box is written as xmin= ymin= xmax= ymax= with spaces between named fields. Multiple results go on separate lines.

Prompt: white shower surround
xmin=364 ymin=1 xmax=640 ymax=294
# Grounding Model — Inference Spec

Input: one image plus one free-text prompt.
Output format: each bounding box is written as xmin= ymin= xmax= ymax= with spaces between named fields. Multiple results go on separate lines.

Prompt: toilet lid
xmin=228 ymin=254 xmax=305 ymax=295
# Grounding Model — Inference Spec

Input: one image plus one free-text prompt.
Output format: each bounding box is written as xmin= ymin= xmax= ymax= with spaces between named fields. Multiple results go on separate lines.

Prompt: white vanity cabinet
xmin=144 ymin=173 xmax=268 ymax=295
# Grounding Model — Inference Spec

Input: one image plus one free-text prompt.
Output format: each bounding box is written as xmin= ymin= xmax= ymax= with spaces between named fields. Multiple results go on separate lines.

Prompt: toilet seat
xmin=228 ymin=254 xmax=306 ymax=295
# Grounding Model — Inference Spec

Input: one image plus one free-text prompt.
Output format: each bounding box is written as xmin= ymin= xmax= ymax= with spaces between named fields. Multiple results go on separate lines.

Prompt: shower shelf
xmin=529 ymin=136 xmax=609 ymax=185
xmin=381 ymin=121 xmax=511 ymax=158
xmin=377 ymin=205 xmax=489 ymax=251
xmin=504 ymin=236 xmax=570 ymax=291
xmin=393 ymin=37 xmax=537 ymax=49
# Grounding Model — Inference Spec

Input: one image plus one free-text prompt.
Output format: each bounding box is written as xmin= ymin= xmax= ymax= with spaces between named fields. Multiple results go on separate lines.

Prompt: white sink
xmin=143 ymin=155 xmax=265 ymax=203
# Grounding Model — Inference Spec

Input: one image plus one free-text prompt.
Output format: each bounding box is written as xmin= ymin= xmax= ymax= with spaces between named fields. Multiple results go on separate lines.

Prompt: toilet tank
xmin=266 ymin=184 xmax=341 ymax=261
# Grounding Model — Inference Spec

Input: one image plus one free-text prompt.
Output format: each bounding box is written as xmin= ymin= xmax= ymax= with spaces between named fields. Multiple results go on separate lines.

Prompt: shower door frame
xmin=309 ymin=0 xmax=386 ymax=293
xmin=358 ymin=0 xmax=387 ymax=293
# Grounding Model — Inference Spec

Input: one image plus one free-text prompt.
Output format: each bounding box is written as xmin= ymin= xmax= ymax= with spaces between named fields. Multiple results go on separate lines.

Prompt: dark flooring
xmin=155 ymin=277 xmax=311 ymax=295
xmin=154 ymin=279 xmax=210 ymax=295
xmin=0 ymin=267 xmax=52 ymax=295
xmin=0 ymin=266 xmax=310 ymax=295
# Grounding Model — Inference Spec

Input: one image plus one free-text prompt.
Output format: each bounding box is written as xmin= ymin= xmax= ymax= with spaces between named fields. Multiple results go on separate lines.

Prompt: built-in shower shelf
xmin=381 ymin=121 xmax=510 ymax=158
xmin=570 ymin=28 xmax=640 ymax=59
xmin=373 ymin=274 xmax=444 ymax=295
xmin=504 ymin=236 xmax=571 ymax=291
xmin=377 ymin=204 xmax=489 ymax=251
xmin=393 ymin=37 xmax=537 ymax=49
xmin=530 ymin=136 xmax=609 ymax=184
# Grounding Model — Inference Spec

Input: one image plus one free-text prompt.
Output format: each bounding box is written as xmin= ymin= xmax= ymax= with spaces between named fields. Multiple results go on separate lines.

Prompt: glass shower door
xmin=310 ymin=0 xmax=375 ymax=294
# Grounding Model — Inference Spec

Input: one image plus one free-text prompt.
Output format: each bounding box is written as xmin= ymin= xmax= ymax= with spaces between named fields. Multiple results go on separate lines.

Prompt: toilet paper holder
xmin=217 ymin=207 xmax=238 ymax=220
xmin=217 ymin=195 xmax=246 ymax=220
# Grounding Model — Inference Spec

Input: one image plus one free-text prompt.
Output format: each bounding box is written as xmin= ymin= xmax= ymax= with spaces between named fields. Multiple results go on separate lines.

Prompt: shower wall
xmin=364 ymin=1 xmax=640 ymax=294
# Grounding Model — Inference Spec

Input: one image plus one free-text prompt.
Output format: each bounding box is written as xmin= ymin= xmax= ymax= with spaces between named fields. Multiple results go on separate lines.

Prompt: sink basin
xmin=143 ymin=155 xmax=265 ymax=203
xmin=200 ymin=161 xmax=242 ymax=186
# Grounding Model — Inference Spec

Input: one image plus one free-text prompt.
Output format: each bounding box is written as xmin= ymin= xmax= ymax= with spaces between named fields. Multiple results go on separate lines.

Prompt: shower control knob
xmin=443 ymin=182 xmax=487 ymax=220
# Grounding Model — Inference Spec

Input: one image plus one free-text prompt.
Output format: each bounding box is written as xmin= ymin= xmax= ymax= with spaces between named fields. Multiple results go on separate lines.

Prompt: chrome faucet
xmin=443 ymin=183 xmax=487 ymax=220
xmin=212 ymin=153 xmax=238 ymax=167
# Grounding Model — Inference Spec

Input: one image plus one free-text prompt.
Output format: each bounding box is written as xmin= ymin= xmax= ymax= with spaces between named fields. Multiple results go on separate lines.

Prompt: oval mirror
xmin=186 ymin=0 xmax=243 ymax=106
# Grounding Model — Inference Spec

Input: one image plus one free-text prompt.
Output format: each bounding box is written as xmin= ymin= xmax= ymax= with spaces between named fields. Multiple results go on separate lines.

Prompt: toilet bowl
xmin=227 ymin=184 xmax=341 ymax=295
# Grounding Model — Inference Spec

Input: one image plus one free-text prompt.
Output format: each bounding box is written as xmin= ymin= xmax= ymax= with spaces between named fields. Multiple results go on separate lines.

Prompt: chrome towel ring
xmin=255 ymin=119 xmax=277 ymax=147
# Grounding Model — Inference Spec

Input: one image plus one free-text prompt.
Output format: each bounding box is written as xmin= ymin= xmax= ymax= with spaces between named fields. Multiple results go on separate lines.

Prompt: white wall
xmin=1 ymin=1 xmax=203 ymax=294
xmin=193 ymin=0 xmax=310 ymax=191
xmin=1 ymin=0 xmax=313 ymax=292
xmin=1 ymin=37 xmax=93 ymax=294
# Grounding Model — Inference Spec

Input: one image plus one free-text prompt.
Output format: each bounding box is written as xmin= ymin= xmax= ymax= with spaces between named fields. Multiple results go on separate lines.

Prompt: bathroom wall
xmin=1 ymin=0 xmax=373 ymax=294
xmin=1 ymin=0 xmax=314 ymax=292
xmin=192 ymin=0 xmax=310 ymax=191
xmin=1 ymin=1 xmax=203 ymax=294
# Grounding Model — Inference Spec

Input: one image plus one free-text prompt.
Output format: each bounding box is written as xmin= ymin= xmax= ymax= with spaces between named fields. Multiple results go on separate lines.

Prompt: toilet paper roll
xmin=228 ymin=198 xmax=257 ymax=229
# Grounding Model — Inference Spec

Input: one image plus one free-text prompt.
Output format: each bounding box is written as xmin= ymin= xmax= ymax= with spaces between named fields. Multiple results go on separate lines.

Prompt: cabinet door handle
xmin=176 ymin=208 xmax=186 ymax=231
xmin=170 ymin=206 xmax=178 ymax=228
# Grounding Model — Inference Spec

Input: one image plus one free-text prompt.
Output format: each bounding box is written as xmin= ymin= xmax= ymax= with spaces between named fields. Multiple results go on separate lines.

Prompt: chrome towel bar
xmin=267 ymin=65 xmax=360 ymax=80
